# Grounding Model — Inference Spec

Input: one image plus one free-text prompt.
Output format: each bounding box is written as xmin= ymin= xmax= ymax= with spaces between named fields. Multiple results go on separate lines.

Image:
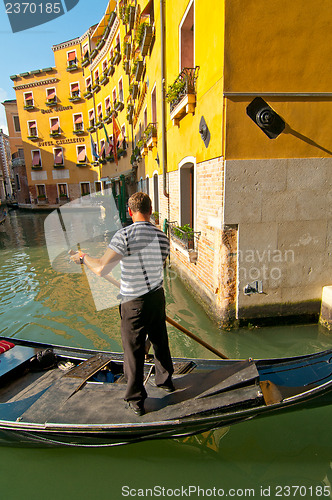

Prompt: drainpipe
xmin=160 ymin=0 xmax=169 ymax=198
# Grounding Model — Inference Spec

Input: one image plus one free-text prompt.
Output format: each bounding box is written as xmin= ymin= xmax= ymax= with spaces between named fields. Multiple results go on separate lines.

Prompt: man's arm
xmin=69 ymin=248 xmax=122 ymax=277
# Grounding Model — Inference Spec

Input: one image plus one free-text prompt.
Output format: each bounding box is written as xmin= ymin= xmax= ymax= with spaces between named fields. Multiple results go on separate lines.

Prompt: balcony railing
xmin=169 ymin=221 xmax=201 ymax=258
xmin=166 ymin=67 xmax=199 ymax=126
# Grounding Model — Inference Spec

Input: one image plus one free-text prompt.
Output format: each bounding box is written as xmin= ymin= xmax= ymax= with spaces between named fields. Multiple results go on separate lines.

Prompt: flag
xmin=103 ymin=123 xmax=112 ymax=156
xmin=113 ymin=116 xmax=121 ymax=165
xmin=90 ymin=134 xmax=99 ymax=160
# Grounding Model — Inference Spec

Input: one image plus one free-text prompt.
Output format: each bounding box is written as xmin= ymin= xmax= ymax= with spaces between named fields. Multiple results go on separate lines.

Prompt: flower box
xmin=140 ymin=25 xmax=153 ymax=56
xmin=135 ymin=60 xmax=144 ymax=82
xmin=73 ymin=129 xmax=85 ymax=135
xmin=67 ymin=63 xmax=79 ymax=72
xmin=46 ymin=99 xmax=57 ymax=107
xmin=82 ymin=56 xmax=90 ymax=68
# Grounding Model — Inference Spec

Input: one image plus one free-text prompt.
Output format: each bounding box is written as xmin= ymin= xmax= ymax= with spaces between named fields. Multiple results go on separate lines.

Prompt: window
xmin=18 ymin=148 xmax=24 ymax=158
xmin=94 ymin=69 xmax=99 ymax=84
xmin=153 ymin=173 xmax=159 ymax=212
xmin=85 ymin=76 xmax=92 ymax=91
xmin=179 ymin=160 xmax=195 ymax=227
xmin=77 ymin=145 xmax=86 ymax=163
xmin=80 ymin=182 xmax=90 ymax=196
xmin=95 ymin=181 xmax=102 ymax=193
xmin=15 ymin=174 xmax=21 ymax=191
xmin=118 ymin=78 xmax=124 ymax=102
xmin=73 ymin=113 xmax=83 ymax=131
xmin=67 ymin=50 xmax=77 ymax=67
xmin=70 ymin=82 xmax=80 ymax=98
xmin=102 ymin=59 xmax=108 ymax=73
xmin=151 ymin=85 xmax=157 ymax=124
xmin=28 ymin=120 xmax=37 ymax=137
xmin=13 ymin=115 xmax=20 ymax=133
xmin=88 ymin=109 xmax=95 ymax=127
xmin=24 ymin=91 xmax=33 ymax=107
xmin=105 ymin=96 xmax=111 ymax=116
xmin=146 ymin=176 xmax=150 ymax=196
xmin=115 ymin=34 xmax=120 ymax=51
xmin=50 ymin=117 xmax=60 ymax=134
xmin=46 ymin=88 xmax=56 ymax=103
xmin=100 ymin=139 xmax=106 ymax=159
xmin=109 ymin=48 xmax=114 ymax=62
xmin=143 ymin=107 xmax=148 ymax=131
xmin=82 ymin=44 xmax=89 ymax=58
xmin=180 ymin=0 xmax=194 ymax=70
xmin=32 ymin=150 xmax=41 ymax=167
xmin=58 ymin=183 xmax=68 ymax=197
xmin=36 ymin=184 xmax=46 ymax=197
xmin=112 ymin=87 xmax=117 ymax=104
xmin=97 ymin=103 xmax=102 ymax=122
xmin=121 ymin=124 xmax=127 ymax=149
xmin=53 ymin=147 xmax=64 ymax=166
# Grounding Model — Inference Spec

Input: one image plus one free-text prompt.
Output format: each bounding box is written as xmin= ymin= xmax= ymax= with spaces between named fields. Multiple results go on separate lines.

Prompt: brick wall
xmin=157 ymin=156 xmax=238 ymax=326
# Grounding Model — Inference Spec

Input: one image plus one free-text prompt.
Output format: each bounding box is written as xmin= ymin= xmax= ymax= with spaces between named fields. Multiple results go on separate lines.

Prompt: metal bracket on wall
xmin=244 ymin=280 xmax=264 ymax=296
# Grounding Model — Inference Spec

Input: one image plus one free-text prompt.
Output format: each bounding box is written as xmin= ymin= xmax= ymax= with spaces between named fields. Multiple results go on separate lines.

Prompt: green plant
xmin=166 ymin=79 xmax=186 ymax=104
xmin=173 ymin=224 xmax=194 ymax=240
xmin=135 ymin=22 xmax=149 ymax=46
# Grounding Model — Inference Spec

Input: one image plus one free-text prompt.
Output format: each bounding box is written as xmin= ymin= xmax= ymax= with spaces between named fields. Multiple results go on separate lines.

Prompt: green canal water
xmin=0 ymin=211 xmax=331 ymax=500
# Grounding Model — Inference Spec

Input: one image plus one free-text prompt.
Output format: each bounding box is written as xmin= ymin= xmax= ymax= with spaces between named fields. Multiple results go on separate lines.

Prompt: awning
xmin=105 ymin=143 xmax=112 ymax=155
xmin=77 ymin=148 xmax=86 ymax=162
xmin=51 ymin=121 xmax=59 ymax=131
xmin=74 ymin=115 xmax=83 ymax=124
xmin=32 ymin=151 xmax=40 ymax=165
xmin=71 ymin=83 xmax=79 ymax=92
xmin=88 ymin=110 xmax=94 ymax=119
xmin=25 ymin=92 xmax=33 ymax=99
xmin=99 ymin=143 xmax=105 ymax=156
xmin=47 ymin=90 xmax=56 ymax=100
xmin=54 ymin=149 xmax=63 ymax=164
xmin=67 ymin=51 xmax=76 ymax=61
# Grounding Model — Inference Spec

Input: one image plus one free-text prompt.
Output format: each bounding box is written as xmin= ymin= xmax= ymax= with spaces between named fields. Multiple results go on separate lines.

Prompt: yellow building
xmin=12 ymin=0 xmax=332 ymax=326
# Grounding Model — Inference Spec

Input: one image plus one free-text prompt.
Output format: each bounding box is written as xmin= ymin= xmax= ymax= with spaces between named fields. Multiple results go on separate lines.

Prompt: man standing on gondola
xmin=70 ymin=192 xmax=174 ymax=416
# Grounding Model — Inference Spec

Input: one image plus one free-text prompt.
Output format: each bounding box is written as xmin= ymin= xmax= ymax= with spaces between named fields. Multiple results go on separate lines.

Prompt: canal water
xmin=0 ymin=210 xmax=332 ymax=500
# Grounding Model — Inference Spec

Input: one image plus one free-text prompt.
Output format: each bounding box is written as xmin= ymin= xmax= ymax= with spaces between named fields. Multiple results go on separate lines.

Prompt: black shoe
xmin=159 ymin=382 xmax=175 ymax=393
xmin=128 ymin=401 xmax=145 ymax=416
xmin=149 ymin=379 xmax=175 ymax=392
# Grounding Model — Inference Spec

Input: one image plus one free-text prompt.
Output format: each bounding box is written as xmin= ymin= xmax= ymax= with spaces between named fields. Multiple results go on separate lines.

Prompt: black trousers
xmin=119 ymin=287 xmax=174 ymax=403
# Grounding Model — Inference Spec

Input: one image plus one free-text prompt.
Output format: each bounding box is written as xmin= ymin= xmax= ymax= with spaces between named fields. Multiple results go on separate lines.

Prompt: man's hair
xmin=128 ymin=192 xmax=152 ymax=214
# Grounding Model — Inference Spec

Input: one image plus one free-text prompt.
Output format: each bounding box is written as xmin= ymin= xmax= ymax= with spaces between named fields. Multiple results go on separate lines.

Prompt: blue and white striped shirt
xmin=109 ymin=222 xmax=170 ymax=299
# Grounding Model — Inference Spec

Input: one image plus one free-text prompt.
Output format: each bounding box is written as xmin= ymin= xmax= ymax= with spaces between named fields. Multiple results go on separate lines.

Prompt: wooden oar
xmin=165 ymin=315 xmax=229 ymax=360
xmin=101 ymin=274 xmax=229 ymax=360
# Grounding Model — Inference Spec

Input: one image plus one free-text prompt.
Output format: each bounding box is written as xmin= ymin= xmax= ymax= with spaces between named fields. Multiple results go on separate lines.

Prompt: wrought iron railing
xmin=168 ymin=221 xmax=201 ymax=251
xmin=166 ymin=67 xmax=200 ymax=113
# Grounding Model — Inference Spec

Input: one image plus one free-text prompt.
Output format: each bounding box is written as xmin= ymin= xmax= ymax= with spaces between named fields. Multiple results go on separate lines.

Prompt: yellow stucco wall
xmin=224 ymin=0 xmax=332 ymax=160
xmin=165 ymin=0 xmax=225 ymax=171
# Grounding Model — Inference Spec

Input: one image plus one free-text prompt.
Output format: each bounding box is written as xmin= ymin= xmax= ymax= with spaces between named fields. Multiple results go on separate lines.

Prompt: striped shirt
xmin=109 ymin=221 xmax=170 ymax=299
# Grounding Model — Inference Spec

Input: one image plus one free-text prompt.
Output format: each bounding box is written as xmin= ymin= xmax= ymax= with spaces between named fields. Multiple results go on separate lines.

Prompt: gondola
xmin=0 ymin=336 xmax=331 ymax=448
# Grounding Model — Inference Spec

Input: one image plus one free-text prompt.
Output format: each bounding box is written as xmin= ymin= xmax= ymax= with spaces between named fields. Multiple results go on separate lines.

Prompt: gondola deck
xmin=0 ymin=337 xmax=331 ymax=447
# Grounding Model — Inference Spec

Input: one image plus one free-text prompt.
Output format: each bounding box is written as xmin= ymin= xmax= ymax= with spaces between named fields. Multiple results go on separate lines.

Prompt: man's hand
xmin=69 ymin=250 xmax=83 ymax=264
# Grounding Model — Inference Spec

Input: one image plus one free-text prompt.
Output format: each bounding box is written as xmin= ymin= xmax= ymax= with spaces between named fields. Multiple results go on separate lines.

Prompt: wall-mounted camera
xmin=246 ymin=97 xmax=285 ymax=139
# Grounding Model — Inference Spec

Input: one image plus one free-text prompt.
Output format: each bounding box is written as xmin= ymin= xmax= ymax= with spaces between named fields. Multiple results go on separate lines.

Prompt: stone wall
xmin=224 ymin=158 xmax=332 ymax=321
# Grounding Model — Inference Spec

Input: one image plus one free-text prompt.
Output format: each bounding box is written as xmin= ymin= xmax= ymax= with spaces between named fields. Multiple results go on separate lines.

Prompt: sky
xmin=0 ymin=0 xmax=110 ymax=134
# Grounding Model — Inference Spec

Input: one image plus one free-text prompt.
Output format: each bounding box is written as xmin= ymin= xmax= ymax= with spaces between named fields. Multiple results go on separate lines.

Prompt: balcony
xmin=83 ymin=88 xmax=93 ymax=99
xmin=24 ymin=102 xmax=34 ymax=110
xmin=82 ymin=54 xmax=90 ymax=67
xmin=45 ymin=98 xmax=57 ymax=107
xmin=69 ymin=92 xmax=81 ymax=102
xmin=67 ymin=62 xmax=79 ymax=72
xmin=144 ymin=123 xmax=157 ymax=149
xmin=166 ymin=67 xmax=199 ymax=126
xmin=73 ymin=127 xmax=85 ymax=135
xmin=139 ymin=24 xmax=153 ymax=57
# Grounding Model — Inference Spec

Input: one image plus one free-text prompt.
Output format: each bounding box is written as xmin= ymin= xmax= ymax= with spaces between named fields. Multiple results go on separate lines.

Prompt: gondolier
xmin=70 ymin=192 xmax=174 ymax=416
